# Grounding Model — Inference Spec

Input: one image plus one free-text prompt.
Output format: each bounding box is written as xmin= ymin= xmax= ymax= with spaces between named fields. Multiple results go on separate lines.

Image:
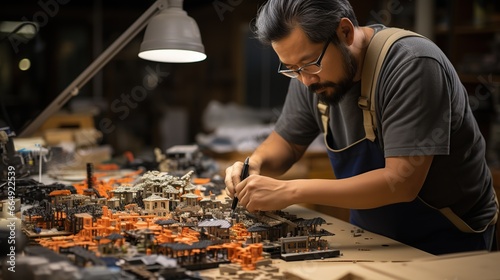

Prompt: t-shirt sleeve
xmin=274 ymin=79 xmax=321 ymax=147
xmin=378 ymin=55 xmax=452 ymax=157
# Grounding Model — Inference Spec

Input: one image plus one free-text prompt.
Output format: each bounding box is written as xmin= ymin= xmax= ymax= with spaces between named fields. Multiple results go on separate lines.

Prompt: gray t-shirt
xmin=274 ymin=26 xmax=497 ymax=231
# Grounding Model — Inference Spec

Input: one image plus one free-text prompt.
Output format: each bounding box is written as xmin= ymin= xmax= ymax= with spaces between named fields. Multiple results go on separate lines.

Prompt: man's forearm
xmin=289 ymin=156 xmax=433 ymax=209
xmin=251 ymin=131 xmax=307 ymax=176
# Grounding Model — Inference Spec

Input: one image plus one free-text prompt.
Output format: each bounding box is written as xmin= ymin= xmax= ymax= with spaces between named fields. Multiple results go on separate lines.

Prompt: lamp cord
xmin=0 ymin=22 xmax=39 ymax=43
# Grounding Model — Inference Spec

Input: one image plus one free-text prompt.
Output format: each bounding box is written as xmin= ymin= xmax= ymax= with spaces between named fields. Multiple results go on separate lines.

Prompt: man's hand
xmin=223 ymin=132 xmax=307 ymax=211
xmin=233 ymin=175 xmax=294 ymax=212
xmin=224 ymin=159 xmax=259 ymax=198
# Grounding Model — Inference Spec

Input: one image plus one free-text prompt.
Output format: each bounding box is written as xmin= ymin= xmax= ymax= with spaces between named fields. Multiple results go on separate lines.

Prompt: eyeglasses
xmin=277 ymin=38 xmax=331 ymax=78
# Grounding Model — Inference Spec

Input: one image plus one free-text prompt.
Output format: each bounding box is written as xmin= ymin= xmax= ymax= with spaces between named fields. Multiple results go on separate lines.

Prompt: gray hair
xmin=253 ymin=0 xmax=359 ymax=45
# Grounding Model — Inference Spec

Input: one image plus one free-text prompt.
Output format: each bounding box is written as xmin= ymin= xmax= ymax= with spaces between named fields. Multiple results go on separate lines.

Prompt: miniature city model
xmin=1 ymin=161 xmax=339 ymax=279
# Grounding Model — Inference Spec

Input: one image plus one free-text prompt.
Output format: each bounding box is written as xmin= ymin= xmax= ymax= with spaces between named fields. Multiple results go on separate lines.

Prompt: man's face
xmin=272 ymin=27 xmax=357 ymax=105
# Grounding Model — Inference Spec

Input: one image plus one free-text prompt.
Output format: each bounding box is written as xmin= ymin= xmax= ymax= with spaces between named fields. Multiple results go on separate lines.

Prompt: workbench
xmin=15 ymin=165 xmax=500 ymax=279
xmin=199 ymin=204 xmax=500 ymax=279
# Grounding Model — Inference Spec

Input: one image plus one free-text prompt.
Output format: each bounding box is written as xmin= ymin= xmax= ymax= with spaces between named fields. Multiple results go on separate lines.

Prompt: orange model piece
xmin=229 ymin=243 xmax=264 ymax=271
xmin=223 ymin=242 xmax=242 ymax=261
xmin=36 ymin=234 xmax=100 ymax=255
xmin=173 ymin=227 xmax=200 ymax=245
xmin=73 ymin=179 xmax=114 ymax=199
xmin=230 ymin=223 xmax=251 ymax=243
xmin=25 ymin=215 xmax=47 ymax=229
xmin=192 ymin=177 xmax=211 ymax=184
xmin=220 ymin=242 xmax=264 ymax=271
xmin=49 ymin=189 xmax=72 ymax=197
xmin=155 ymin=228 xmax=176 ymax=244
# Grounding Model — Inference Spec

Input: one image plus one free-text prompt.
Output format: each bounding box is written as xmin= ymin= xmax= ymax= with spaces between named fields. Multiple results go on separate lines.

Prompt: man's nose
xmin=299 ymin=72 xmax=319 ymax=87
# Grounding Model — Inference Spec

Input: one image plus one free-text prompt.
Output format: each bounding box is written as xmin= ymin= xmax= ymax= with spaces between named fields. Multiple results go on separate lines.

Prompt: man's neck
xmin=352 ymin=26 xmax=375 ymax=82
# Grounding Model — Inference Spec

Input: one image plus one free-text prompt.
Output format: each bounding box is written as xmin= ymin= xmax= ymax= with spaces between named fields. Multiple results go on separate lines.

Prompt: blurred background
xmin=1 ymin=0 xmax=500 ymax=163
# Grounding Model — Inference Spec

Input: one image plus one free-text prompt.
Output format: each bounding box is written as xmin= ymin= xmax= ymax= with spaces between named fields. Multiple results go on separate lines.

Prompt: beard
xmin=309 ymin=43 xmax=358 ymax=106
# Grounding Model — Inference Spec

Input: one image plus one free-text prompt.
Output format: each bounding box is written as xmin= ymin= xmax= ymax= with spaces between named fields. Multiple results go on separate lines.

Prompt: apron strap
xmin=318 ymin=28 xmax=424 ymax=142
xmin=419 ymin=193 xmax=498 ymax=233
xmin=359 ymin=28 xmax=424 ymax=142
xmin=319 ymin=28 xmax=498 ymax=234
xmin=318 ymin=101 xmax=329 ymax=135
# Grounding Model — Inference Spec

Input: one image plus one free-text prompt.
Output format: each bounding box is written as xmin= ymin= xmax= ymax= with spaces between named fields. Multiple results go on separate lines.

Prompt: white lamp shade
xmin=139 ymin=1 xmax=206 ymax=63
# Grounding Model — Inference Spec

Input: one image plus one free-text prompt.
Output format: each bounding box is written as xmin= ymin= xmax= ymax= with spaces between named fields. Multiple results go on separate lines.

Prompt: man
xmin=224 ymin=0 xmax=498 ymax=255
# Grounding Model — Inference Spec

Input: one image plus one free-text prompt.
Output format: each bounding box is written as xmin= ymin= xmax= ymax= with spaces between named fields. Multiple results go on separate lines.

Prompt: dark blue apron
xmin=324 ymin=124 xmax=494 ymax=255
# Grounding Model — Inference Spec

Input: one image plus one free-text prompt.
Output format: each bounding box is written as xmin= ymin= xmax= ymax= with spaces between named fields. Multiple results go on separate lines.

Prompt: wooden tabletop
xmin=200 ymin=204 xmax=433 ymax=278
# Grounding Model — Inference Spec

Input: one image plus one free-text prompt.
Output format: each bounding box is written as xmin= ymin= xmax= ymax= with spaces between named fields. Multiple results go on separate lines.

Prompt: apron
xmin=319 ymin=102 xmax=496 ymax=255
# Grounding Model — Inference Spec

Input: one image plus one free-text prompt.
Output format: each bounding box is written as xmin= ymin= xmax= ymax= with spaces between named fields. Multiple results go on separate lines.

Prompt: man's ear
xmin=336 ymin=18 xmax=355 ymax=45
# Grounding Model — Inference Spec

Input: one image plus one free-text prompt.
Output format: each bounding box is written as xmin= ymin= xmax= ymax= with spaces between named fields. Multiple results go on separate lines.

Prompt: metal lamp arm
xmin=19 ymin=0 xmax=167 ymax=137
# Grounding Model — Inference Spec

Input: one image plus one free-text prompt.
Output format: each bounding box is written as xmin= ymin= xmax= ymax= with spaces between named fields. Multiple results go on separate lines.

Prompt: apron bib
xmin=319 ymin=102 xmax=494 ymax=254
xmin=314 ymin=28 xmax=496 ymax=254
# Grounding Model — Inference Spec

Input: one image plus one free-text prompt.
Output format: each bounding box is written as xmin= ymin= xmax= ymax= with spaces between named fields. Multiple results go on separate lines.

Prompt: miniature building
xmin=183 ymin=181 xmax=197 ymax=193
xmin=73 ymin=213 xmax=94 ymax=238
xmin=247 ymin=223 xmax=271 ymax=243
xmin=246 ymin=212 xmax=293 ymax=242
xmin=107 ymin=196 xmax=120 ymax=209
xmin=280 ymin=236 xmax=309 ymax=254
xmin=181 ymin=193 xmax=200 ymax=207
xmin=49 ymin=190 xmax=72 ymax=206
xmin=199 ymin=194 xmax=223 ymax=210
xmin=161 ymin=183 xmax=180 ymax=210
xmin=138 ymin=171 xmax=174 ymax=198
xmin=110 ymin=184 xmax=139 ymax=205
xmin=143 ymin=194 xmax=170 ymax=217
xmin=161 ymin=183 xmax=180 ymax=200
xmin=198 ymin=219 xmax=231 ymax=242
